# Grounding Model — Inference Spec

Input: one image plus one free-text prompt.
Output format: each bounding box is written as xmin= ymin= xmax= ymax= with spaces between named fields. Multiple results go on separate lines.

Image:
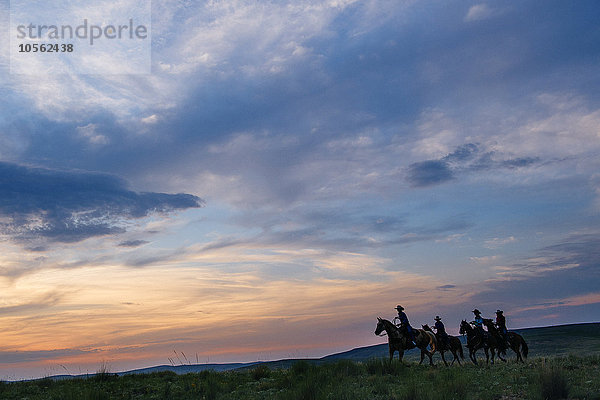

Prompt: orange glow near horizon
xmin=0 ymin=239 xmax=477 ymax=379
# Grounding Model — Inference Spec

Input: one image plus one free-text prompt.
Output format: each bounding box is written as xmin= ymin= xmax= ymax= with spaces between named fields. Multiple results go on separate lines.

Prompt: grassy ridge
xmin=0 ymin=356 xmax=599 ymax=399
xmin=517 ymin=323 xmax=600 ymax=358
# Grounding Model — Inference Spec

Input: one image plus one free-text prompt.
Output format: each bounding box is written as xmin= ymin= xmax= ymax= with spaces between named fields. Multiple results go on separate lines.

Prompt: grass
xmin=0 ymin=355 xmax=599 ymax=399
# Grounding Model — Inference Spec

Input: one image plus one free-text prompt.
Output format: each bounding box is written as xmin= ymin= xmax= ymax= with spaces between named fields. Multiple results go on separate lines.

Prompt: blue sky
xmin=1 ymin=0 xmax=599 ymax=379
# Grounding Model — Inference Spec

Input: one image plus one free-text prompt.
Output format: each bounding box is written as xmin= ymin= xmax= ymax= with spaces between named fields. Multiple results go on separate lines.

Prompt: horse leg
xmin=440 ymin=350 xmax=448 ymax=367
xmin=495 ymin=343 xmax=506 ymax=362
xmin=398 ymin=349 xmax=404 ymax=362
xmin=428 ymin=348 xmax=435 ymax=366
xmin=469 ymin=348 xmax=477 ymax=365
xmin=515 ymin=345 xmax=522 ymax=362
xmin=389 ymin=344 xmax=394 ymax=361
xmin=499 ymin=344 xmax=507 ymax=361
xmin=498 ymin=351 xmax=507 ymax=362
xmin=450 ymin=350 xmax=457 ymax=366
xmin=511 ymin=341 xmax=522 ymax=362
xmin=419 ymin=349 xmax=425 ymax=365
xmin=484 ymin=347 xmax=489 ymax=364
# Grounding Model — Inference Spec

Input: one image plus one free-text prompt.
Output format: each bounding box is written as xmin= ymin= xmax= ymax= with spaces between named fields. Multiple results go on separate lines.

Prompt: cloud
xmin=407 ymin=160 xmax=454 ymax=187
xmin=118 ymin=240 xmax=150 ymax=248
xmin=141 ymin=114 xmax=159 ymax=124
xmin=514 ymin=292 xmax=600 ymax=313
xmin=0 ymin=291 xmax=65 ymax=316
xmin=437 ymin=284 xmax=456 ymax=290
xmin=76 ymin=123 xmax=109 ymax=146
xmin=0 ymin=349 xmax=97 ymax=365
xmin=470 ymin=255 xmax=500 ymax=264
xmin=484 ymin=236 xmax=517 ymax=249
xmin=464 ymin=4 xmax=497 ymax=22
xmin=0 ymin=162 xmax=204 ymax=243
xmin=407 ymin=143 xmax=544 ymax=187
xmin=464 ymin=232 xmax=600 ymax=325
xmin=444 ymin=143 xmax=479 ymax=163
xmin=3 ymin=0 xmax=384 ymax=124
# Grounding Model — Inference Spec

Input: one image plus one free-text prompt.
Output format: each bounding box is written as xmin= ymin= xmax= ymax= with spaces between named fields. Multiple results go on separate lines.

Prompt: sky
xmin=0 ymin=0 xmax=599 ymax=380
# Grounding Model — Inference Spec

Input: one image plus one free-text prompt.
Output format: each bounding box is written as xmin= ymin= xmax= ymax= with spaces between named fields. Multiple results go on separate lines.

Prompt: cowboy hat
xmin=434 ymin=316 xmax=441 ymax=321
xmin=472 ymin=309 xmax=481 ymax=314
xmin=395 ymin=305 xmax=404 ymax=311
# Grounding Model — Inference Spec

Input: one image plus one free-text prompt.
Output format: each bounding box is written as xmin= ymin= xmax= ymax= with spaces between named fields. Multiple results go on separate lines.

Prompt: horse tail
xmin=521 ymin=337 xmax=528 ymax=359
xmin=429 ymin=332 xmax=437 ymax=353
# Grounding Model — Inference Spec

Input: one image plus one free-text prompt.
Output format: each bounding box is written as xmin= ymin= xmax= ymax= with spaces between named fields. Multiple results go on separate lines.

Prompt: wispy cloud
xmin=513 ymin=292 xmax=600 ymax=313
xmin=464 ymin=4 xmax=498 ymax=22
xmin=484 ymin=236 xmax=517 ymax=249
xmin=465 ymin=232 xmax=600 ymax=324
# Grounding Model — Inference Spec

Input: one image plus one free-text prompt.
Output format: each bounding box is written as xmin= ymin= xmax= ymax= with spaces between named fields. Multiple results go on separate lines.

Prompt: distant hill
xmin=513 ymin=321 xmax=600 ymax=357
xmin=43 ymin=322 xmax=600 ymax=381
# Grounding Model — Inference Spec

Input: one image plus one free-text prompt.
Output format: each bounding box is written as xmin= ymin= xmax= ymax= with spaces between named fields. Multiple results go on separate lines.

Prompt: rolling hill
xmin=43 ymin=322 xmax=600 ymax=381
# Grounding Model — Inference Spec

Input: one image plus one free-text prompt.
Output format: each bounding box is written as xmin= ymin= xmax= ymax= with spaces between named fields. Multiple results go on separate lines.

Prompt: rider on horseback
xmin=495 ymin=310 xmax=507 ymax=335
xmin=433 ymin=316 xmax=449 ymax=349
xmin=394 ymin=305 xmax=416 ymax=346
xmin=471 ymin=309 xmax=486 ymax=337
xmin=495 ymin=310 xmax=510 ymax=347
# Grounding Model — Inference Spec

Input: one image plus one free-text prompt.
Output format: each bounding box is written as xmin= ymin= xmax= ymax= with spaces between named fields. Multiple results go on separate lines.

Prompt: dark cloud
xmin=437 ymin=284 xmax=456 ymax=290
xmin=407 ymin=160 xmax=454 ymax=187
xmin=0 ymin=162 xmax=204 ymax=243
xmin=408 ymin=143 xmax=544 ymax=187
xmin=501 ymin=157 xmax=541 ymax=169
xmin=118 ymin=240 xmax=150 ymax=248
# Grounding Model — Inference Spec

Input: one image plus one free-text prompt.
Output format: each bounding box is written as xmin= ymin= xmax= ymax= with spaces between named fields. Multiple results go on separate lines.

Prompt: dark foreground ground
xmin=1 ymin=356 xmax=599 ymax=400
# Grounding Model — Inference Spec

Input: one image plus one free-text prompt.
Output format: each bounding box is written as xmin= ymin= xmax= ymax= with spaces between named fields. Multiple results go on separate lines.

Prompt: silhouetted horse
xmin=422 ymin=324 xmax=464 ymax=366
xmin=478 ymin=319 xmax=507 ymax=363
xmin=375 ymin=317 xmax=437 ymax=365
xmin=459 ymin=320 xmax=490 ymax=365
xmin=482 ymin=318 xmax=528 ymax=362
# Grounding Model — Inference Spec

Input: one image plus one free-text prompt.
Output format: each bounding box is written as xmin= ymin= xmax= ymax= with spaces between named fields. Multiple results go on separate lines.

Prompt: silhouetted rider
xmin=393 ymin=305 xmax=416 ymax=346
xmin=495 ymin=310 xmax=507 ymax=335
xmin=471 ymin=309 xmax=485 ymax=337
xmin=433 ymin=315 xmax=449 ymax=348
xmin=495 ymin=309 xmax=509 ymax=346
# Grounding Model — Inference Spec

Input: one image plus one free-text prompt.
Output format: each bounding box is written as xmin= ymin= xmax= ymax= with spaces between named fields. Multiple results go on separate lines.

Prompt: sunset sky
xmin=1 ymin=0 xmax=600 ymax=379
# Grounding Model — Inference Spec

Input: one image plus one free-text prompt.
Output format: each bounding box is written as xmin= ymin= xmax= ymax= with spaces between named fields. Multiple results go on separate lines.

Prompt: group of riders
xmin=393 ymin=305 xmax=510 ymax=351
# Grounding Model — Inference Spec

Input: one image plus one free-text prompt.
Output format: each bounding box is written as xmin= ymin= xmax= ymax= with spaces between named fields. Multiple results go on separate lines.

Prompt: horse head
xmin=375 ymin=317 xmax=401 ymax=338
xmin=422 ymin=324 xmax=432 ymax=332
xmin=375 ymin=317 xmax=385 ymax=336
xmin=459 ymin=320 xmax=469 ymax=335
